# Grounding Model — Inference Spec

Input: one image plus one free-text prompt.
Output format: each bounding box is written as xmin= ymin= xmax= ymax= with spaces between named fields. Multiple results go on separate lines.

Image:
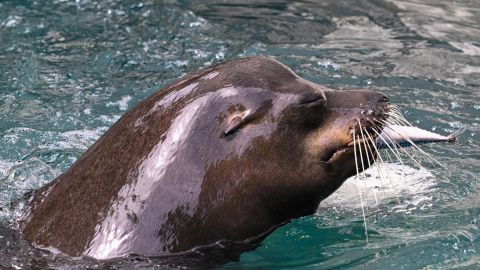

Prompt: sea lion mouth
xmin=346 ymin=123 xmax=382 ymax=147
xmin=326 ymin=122 xmax=383 ymax=164
xmin=327 ymin=140 xmax=372 ymax=163
xmin=346 ymin=138 xmax=369 ymax=147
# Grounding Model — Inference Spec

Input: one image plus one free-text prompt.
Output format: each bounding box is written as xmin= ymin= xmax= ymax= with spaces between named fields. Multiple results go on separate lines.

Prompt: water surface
xmin=0 ymin=0 xmax=479 ymax=269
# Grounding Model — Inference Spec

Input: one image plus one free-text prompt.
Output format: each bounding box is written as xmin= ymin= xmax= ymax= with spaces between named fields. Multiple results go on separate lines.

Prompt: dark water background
xmin=0 ymin=0 xmax=479 ymax=269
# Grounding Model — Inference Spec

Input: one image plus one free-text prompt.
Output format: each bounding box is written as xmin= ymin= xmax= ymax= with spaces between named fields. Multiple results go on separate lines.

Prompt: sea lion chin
xmin=19 ymin=56 xmax=390 ymax=260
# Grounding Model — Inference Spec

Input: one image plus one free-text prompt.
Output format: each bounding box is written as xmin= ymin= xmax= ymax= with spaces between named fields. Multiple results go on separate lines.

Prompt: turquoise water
xmin=1 ymin=0 xmax=479 ymax=269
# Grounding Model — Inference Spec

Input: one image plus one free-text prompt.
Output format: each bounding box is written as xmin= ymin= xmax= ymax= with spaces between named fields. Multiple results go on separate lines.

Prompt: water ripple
xmin=0 ymin=0 xmax=479 ymax=269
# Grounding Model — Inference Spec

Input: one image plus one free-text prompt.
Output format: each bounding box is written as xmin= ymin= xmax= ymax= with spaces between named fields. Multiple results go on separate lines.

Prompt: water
xmin=0 ymin=0 xmax=479 ymax=269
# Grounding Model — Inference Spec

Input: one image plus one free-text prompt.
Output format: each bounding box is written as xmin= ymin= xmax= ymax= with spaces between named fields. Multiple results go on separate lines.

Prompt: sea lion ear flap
xmin=222 ymin=110 xmax=252 ymax=137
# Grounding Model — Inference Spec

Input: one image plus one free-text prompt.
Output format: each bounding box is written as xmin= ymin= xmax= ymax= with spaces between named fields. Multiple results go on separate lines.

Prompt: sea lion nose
xmin=366 ymin=92 xmax=390 ymax=117
xmin=363 ymin=91 xmax=389 ymax=107
xmin=377 ymin=95 xmax=390 ymax=105
xmin=324 ymin=90 xmax=389 ymax=109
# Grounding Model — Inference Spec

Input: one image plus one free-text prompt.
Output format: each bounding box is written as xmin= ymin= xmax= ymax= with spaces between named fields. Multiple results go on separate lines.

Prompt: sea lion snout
xmin=321 ymin=89 xmax=389 ymax=139
xmin=324 ymin=89 xmax=389 ymax=109
xmin=360 ymin=91 xmax=390 ymax=117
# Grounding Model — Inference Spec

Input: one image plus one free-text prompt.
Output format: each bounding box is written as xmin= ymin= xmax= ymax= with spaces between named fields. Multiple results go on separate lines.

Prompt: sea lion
xmin=19 ymin=56 xmax=389 ymax=260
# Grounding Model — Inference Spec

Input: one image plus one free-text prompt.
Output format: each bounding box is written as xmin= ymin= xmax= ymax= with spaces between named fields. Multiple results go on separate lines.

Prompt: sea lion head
xmin=201 ymin=57 xmax=390 ymax=220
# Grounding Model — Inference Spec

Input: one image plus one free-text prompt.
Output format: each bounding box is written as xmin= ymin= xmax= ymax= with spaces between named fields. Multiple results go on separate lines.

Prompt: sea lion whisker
xmin=366 ymin=129 xmax=395 ymax=204
xmin=394 ymin=115 xmax=413 ymax=127
xmin=384 ymin=116 xmax=402 ymax=127
xmin=375 ymin=123 xmax=407 ymax=165
xmin=382 ymin=117 xmax=428 ymax=147
xmin=372 ymin=142 xmax=394 ymax=210
xmin=389 ymin=139 xmax=424 ymax=169
xmin=377 ymin=119 xmax=445 ymax=168
xmin=388 ymin=105 xmax=410 ymax=123
xmin=356 ymin=121 xmax=367 ymax=173
xmin=370 ymin=123 xmax=407 ymax=212
xmin=361 ymin=127 xmax=379 ymax=205
xmin=388 ymin=104 xmax=400 ymax=110
xmin=385 ymin=106 xmax=412 ymax=125
xmin=364 ymin=127 xmax=389 ymax=190
xmin=369 ymin=124 xmax=393 ymax=176
xmin=353 ymin=129 xmax=369 ymax=243
xmin=373 ymin=126 xmax=406 ymax=214
xmin=358 ymin=126 xmax=371 ymax=162
xmin=357 ymin=122 xmax=371 ymax=240
xmin=379 ymin=139 xmax=403 ymax=206
xmin=391 ymin=109 xmax=411 ymax=124
xmin=383 ymin=114 xmax=413 ymax=129
xmin=388 ymin=107 xmax=406 ymax=117
xmin=370 ymin=124 xmax=408 ymax=178
xmin=376 ymin=120 xmax=425 ymax=169
xmin=385 ymin=116 xmax=417 ymax=133
xmin=386 ymin=114 xmax=412 ymax=127
xmin=352 ymin=133 xmax=358 ymax=179
xmin=388 ymin=109 xmax=408 ymax=119
xmin=359 ymin=127 xmax=373 ymax=178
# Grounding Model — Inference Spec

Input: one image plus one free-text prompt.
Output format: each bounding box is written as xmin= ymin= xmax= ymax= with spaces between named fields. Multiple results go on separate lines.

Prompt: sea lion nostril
xmin=378 ymin=96 xmax=390 ymax=104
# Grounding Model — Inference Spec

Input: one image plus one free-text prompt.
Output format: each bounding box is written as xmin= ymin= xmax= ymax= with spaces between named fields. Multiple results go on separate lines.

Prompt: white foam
xmin=0 ymin=160 xmax=16 ymax=178
xmin=106 ymin=95 xmax=132 ymax=111
xmin=320 ymin=163 xmax=435 ymax=209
